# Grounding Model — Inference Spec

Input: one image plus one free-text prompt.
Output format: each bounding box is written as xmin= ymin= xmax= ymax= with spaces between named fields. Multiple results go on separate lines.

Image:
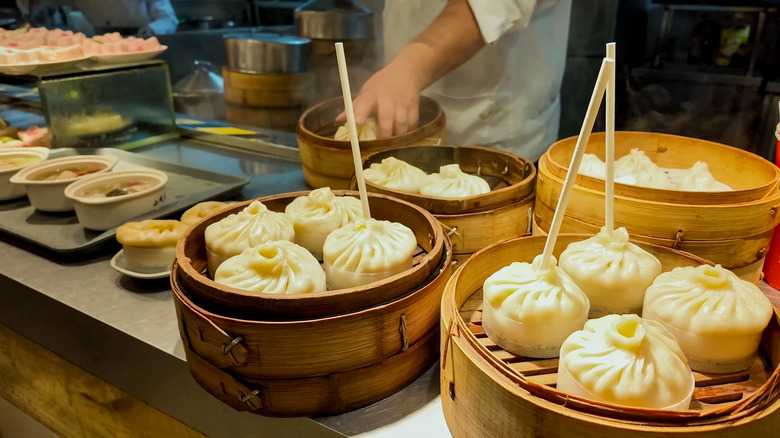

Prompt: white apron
xmin=383 ymin=0 xmax=571 ymax=161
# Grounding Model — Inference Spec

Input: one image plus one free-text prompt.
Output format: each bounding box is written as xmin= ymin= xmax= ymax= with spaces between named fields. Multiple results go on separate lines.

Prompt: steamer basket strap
xmin=184 ymin=347 xmax=262 ymax=412
xmin=178 ymin=297 xmax=249 ymax=367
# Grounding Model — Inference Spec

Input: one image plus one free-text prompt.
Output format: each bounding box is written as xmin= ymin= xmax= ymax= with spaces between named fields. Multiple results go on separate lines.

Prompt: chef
xmin=17 ymin=0 xmax=178 ymax=36
xmin=343 ymin=0 xmax=571 ymax=162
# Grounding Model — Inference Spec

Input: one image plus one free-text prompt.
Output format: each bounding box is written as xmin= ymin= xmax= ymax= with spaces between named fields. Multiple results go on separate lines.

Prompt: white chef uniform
xmin=383 ymin=0 xmax=571 ymax=161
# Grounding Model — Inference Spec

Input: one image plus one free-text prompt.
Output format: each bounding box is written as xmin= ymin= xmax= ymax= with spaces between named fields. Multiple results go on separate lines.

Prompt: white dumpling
xmin=579 ymin=153 xmax=606 ymax=179
xmin=419 ymin=163 xmax=490 ymax=198
xmin=676 ymin=161 xmax=732 ymax=191
xmin=284 ymin=188 xmax=361 ymax=260
xmin=558 ymin=314 xmax=694 ymax=410
xmin=363 ymin=157 xmax=427 ymax=193
xmin=482 ymin=254 xmax=589 ymax=358
xmin=643 ymin=264 xmax=774 ymax=373
xmin=334 ymin=117 xmax=378 ymax=141
xmin=558 ymin=226 xmax=661 ymax=317
xmin=214 ymin=241 xmax=326 ymax=295
xmin=615 ymin=148 xmax=673 ymax=189
xmin=204 ymin=201 xmax=295 ymax=274
xmin=322 ymin=217 xmax=417 ymax=290
xmin=181 ymin=201 xmax=228 ymax=225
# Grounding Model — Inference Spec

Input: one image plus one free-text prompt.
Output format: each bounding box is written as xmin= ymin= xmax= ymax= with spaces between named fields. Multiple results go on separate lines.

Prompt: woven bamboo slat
xmin=440 ymin=234 xmax=780 ymax=437
xmin=297 ymin=96 xmax=447 ymax=189
xmin=176 ymin=191 xmax=445 ymax=319
xmin=222 ymin=67 xmax=310 ymax=108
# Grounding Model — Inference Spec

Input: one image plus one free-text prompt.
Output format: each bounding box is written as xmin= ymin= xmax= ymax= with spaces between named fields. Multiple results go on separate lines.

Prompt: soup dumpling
xmin=419 ymin=163 xmax=490 ymax=198
xmin=284 ymin=188 xmax=362 ymax=260
xmin=214 ymin=240 xmax=326 ymax=295
xmin=482 ymin=254 xmax=589 ymax=358
xmin=334 ymin=117 xmax=378 ymax=141
xmin=323 ymin=217 xmax=417 ymax=290
xmin=116 ymin=219 xmax=188 ymax=270
xmin=181 ymin=201 xmax=228 ymax=226
xmin=677 ymin=161 xmax=732 ymax=192
xmin=615 ymin=148 xmax=673 ymax=189
xmin=363 ymin=157 xmax=427 ymax=193
xmin=643 ymin=264 xmax=773 ymax=373
xmin=204 ymin=201 xmax=294 ymax=274
xmin=558 ymin=314 xmax=694 ymax=410
xmin=559 ymin=226 xmax=662 ymax=318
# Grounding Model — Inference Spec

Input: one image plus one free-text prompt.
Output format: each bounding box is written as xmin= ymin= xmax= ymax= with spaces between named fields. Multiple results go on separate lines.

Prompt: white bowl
xmin=9 ymin=155 xmax=119 ymax=212
xmin=64 ymin=169 xmax=168 ymax=230
xmin=0 ymin=147 xmax=50 ymax=201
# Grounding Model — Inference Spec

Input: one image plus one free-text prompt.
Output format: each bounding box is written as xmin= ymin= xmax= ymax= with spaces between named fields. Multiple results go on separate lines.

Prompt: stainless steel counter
xmin=0 ymin=139 xmax=451 ymax=438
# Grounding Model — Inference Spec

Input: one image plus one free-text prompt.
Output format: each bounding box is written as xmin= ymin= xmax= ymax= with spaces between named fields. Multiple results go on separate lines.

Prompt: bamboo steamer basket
xmin=359 ymin=145 xmax=536 ymax=264
xmin=440 ymin=234 xmax=780 ymax=437
xmin=531 ymin=207 xmax=768 ymax=283
xmin=297 ymin=96 xmax=447 ymax=189
xmin=222 ymin=67 xmax=311 ymax=108
xmin=172 ymin=232 xmax=451 ymax=416
xmin=224 ymin=104 xmax=301 ymax=132
xmin=177 ymin=191 xmax=445 ymax=319
xmin=536 ymin=132 xmax=780 ymax=278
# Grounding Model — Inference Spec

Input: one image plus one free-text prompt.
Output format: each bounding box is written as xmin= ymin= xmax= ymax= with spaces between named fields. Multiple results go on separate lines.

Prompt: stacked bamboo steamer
xmin=297 ymin=96 xmax=447 ymax=189
xmin=360 ymin=145 xmax=536 ymax=265
xmin=223 ymin=34 xmax=314 ymax=132
xmin=534 ymin=131 xmax=780 ymax=283
xmin=440 ymin=234 xmax=780 ymax=438
xmin=172 ymin=191 xmax=452 ymax=416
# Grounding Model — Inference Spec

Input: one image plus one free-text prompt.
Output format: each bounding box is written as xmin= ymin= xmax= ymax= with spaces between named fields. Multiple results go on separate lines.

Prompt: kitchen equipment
xmin=172 ymin=60 xmax=225 ymax=120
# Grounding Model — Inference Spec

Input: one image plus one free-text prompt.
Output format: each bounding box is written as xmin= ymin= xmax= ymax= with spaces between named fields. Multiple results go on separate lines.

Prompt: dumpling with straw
xmin=615 ymin=148 xmax=673 ymax=189
xmin=558 ymin=226 xmax=662 ymax=318
xmin=419 ymin=163 xmax=490 ymax=198
xmin=322 ymin=217 xmax=417 ymax=290
xmin=482 ymin=254 xmax=590 ymax=358
xmin=363 ymin=156 xmax=427 ymax=193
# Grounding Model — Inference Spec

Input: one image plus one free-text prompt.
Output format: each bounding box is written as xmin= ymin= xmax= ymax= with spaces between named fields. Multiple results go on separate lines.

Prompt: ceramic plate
xmin=90 ymin=46 xmax=167 ymax=64
xmin=110 ymin=249 xmax=170 ymax=280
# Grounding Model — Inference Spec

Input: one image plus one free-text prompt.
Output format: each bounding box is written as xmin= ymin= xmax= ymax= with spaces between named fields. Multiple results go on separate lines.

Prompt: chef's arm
xmin=342 ymin=0 xmax=485 ymax=138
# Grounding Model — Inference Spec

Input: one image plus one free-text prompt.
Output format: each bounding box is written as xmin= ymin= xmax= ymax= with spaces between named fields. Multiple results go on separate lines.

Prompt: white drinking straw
xmin=540 ymin=57 xmax=615 ymax=269
xmin=605 ymin=42 xmax=616 ymax=234
xmin=335 ymin=42 xmax=371 ymax=219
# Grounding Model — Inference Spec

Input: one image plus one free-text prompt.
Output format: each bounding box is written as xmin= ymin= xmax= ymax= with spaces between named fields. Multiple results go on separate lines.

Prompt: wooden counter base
xmin=0 ymin=323 xmax=205 ymax=438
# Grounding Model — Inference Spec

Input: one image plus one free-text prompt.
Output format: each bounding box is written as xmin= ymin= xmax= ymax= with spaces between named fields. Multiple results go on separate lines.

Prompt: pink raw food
xmin=18 ymin=127 xmax=51 ymax=148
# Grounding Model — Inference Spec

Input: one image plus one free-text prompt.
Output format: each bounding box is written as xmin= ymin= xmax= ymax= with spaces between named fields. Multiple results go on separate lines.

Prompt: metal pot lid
xmin=223 ymin=33 xmax=310 ymax=47
xmin=296 ymin=0 xmax=373 ymax=40
xmin=172 ymin=60 xmax=224 ymax=96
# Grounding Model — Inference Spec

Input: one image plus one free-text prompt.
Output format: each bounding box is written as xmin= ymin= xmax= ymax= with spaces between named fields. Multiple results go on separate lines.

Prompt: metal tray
xmin=0 ymin=148 xmax=248 ymax=255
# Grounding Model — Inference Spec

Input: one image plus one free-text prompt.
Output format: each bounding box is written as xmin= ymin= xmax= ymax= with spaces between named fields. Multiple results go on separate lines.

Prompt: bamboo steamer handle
xmin=176 ymin=280 xmax=249 ymax=367
xmin=183 ymin=347 xmax=263 ymax=412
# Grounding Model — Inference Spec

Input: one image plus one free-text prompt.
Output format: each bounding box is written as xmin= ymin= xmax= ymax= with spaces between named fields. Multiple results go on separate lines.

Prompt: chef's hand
xmin=336 ymin=59 xmax=423 ymax=138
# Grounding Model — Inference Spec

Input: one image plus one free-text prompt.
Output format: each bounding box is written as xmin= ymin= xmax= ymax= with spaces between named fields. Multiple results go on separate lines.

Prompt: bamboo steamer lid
xmin=440 ymin=234 xmax=780 ymax=437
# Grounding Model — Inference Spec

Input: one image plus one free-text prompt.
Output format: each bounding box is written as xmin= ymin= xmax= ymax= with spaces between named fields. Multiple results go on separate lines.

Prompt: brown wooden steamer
xmin=222 ymin=67 xmax=311 ymax=108
xmin=172 ymin=237 xmax=452 ymax=416
xmin=440 ymin=234 xmax=780 ymax=437
xmin=297 ymin=96 xmax=447 ymax=189
xmin=177 ymin=191 xmax=445 ymax=319
xmin=359 ymin=145 xmax=536 ymax=264
xmin=224 ymin=104 xmax=301 ymax=132
xmin=535 ymin=133 xmax=780 ymax=282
